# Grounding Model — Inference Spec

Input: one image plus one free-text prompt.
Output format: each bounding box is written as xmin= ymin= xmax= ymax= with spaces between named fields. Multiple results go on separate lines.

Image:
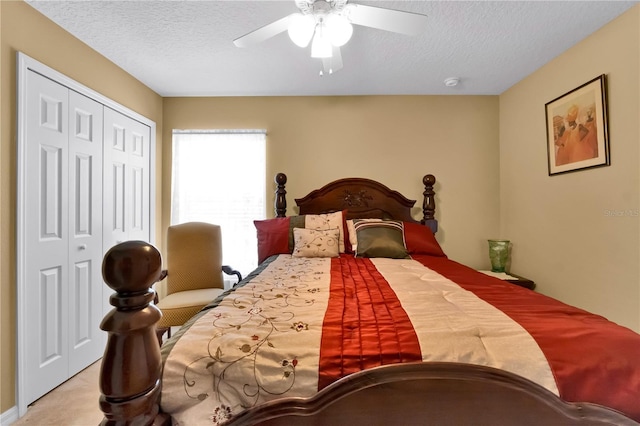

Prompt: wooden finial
xmin=275 ymin=173 xmax=288 ymax=217
xmin=422 ymin=174 xmax=437 ymax=232
xmin=99 ymin=241 xmax=168 ymax=425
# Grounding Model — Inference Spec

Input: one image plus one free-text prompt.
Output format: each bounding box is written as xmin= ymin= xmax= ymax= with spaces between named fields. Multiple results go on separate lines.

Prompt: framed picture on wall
xmin=545 ymin=74 xmax=609 ymax=176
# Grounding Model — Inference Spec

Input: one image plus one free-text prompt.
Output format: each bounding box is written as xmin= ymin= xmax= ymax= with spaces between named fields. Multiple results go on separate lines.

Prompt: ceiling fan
xmin=233 ymin=0 xmax=428 ymax=75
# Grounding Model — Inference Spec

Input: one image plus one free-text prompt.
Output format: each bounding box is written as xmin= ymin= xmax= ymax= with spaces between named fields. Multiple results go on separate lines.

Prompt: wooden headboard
xmin=273 ymin=173 xmax=438 ymax=233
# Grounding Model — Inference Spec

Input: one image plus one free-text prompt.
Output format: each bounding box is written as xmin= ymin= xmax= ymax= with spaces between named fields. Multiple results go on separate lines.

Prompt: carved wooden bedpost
xmin=275 ymin=172 xmax=287 ymax=217
xmin=422 ymin=174 xmax=438 ymax=233
xmin=99 ymin=241 xmax=169 ymax=426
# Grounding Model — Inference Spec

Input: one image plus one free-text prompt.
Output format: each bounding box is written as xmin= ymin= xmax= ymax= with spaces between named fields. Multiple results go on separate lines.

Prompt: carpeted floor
xmin=12 ymin=360 xmax=103 ymax=425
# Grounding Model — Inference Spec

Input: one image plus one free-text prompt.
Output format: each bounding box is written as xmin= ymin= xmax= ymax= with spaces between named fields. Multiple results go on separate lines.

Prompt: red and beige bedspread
xmin=160 ymin=255 xmax=640 ymax=425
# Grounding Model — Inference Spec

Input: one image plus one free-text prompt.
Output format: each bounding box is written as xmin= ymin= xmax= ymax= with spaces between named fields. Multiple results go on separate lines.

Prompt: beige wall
xmin=163 ymin=95 xmax=500 ymax=267
xmin=499 ymin=6 xmax=640 ymax=331
xmin=0 ymin=1 xmax=163 ymax=412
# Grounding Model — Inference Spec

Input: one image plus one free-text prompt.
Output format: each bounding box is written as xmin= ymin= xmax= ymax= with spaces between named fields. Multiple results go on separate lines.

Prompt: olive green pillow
xmin=353 ymin=220 xmax=410 ymax=259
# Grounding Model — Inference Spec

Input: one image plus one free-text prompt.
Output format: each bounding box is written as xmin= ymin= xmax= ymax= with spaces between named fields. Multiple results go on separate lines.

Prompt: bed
xmin=98 ymin=173 xmax=640 ymax=426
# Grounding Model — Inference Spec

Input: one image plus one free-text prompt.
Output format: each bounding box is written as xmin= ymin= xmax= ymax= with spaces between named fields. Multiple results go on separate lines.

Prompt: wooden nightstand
xmin=503 ymin=274 xmax=536 ymax=290
xmin=478 ymin=271 xmax=536 ymax=290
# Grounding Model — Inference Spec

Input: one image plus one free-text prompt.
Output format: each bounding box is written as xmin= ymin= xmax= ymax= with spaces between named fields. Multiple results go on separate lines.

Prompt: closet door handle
xmin=78 ymin=244 xmax=87 ymax=250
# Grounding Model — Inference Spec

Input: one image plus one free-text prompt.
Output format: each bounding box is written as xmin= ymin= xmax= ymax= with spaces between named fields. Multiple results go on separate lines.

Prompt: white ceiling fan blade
xmin=233 ymin=15 xmax=294 ymax=48
xmin=346 ymin=4 xmax=428 ymax=36
xmin=321 ymin=46 xmax=343 ymax=75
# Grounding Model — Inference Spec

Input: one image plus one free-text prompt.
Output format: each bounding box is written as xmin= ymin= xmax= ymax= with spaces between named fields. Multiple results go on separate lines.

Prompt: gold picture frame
xmin=545 ymin=75 xmax=609 ymax=176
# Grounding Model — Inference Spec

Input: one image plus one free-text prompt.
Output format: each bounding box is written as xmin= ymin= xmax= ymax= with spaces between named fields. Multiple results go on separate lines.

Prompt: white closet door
xmin=125 ymin=116 xmax=151 ymax=242
xmin=17 ymin=52 xmax=156 ymax=415
xmin=23 ymin=73 xmax=106 ymax=404
xmin=102 ymin=107 xmax=129 ymax=252
xmin=103 ymin=106 xmax=150 ymax=247
xmin=24 ymin=71 xmax=70 ymax=404
xmin=102 ymin=107 xmax=151 ymax=313
xmin=67 ymin=90 xmax=105 ymax=374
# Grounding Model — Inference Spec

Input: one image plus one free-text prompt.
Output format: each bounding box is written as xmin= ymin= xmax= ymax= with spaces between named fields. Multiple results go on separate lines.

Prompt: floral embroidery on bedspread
xmin=161 ymin=255 xmax=332 ymax=425
xmin=163 ymin=255 xmax=562 ymax=425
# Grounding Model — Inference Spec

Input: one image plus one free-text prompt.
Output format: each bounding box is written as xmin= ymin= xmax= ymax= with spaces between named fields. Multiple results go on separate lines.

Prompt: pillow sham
xmin=292 ymin=228 xmax=340 ymax=258
xmin=254 ymin=217 xmax=290 ymax=264
xmin=289 ymin=210 xmax=347 ymax=253
xmin=403 ymin=221 xmax=447 ymax=257
xmin=354 ymin=220 xmax=410 ymax=259
xmin=288 ymin=215 xmax=307 ymax=250
xmin=346 ymin=218 xmax=382 ymax=254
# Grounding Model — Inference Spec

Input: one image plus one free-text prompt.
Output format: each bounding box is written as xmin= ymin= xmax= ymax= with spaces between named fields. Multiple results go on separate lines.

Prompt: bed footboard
xmin=99 ymin=241 xmax=170 ymax=426
xmin=232 ymin=362 xmax=637 ymax=426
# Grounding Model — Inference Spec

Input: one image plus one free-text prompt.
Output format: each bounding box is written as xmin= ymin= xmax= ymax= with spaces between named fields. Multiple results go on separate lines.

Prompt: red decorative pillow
xmin=254 ymin=217 xmax=291 ymax=264
xmin=403 ymin=221 xmax=446 ymax=257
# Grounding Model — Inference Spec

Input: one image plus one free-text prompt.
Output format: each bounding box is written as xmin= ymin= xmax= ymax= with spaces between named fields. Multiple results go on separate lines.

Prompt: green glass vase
xmin=488 ymin=239 xmax=510 ymax=273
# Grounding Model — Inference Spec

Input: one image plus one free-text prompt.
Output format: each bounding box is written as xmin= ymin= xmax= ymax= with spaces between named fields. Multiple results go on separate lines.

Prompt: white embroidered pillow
xmin=292 ymin=228 xmax=340 ymax=258
xmin=304 ymin=211 xmax=346 ymax=253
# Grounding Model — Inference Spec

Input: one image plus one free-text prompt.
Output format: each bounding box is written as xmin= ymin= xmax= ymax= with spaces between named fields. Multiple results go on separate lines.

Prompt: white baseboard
xmin=1 ymin=406 xmax=19 ymax=425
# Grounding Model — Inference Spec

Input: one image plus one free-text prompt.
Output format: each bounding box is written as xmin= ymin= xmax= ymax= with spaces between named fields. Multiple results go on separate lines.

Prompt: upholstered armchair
xmin=155 ymin=222 xmax=241 ymax=342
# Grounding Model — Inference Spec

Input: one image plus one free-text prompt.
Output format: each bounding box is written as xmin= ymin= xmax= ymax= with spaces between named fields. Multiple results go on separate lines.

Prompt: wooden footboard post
xmin=422 ymin=174 xmax=438 ymax=233
xmin=275 ymin=172 xmax=288 ymax=217
xmin=99 ymin=241 xmax=169 ymax=426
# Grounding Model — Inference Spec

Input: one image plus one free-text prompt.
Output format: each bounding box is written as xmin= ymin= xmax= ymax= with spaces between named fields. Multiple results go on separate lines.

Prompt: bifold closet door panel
xmin=102 ymin=106 xmax=151 ymax=252
xmin=67 ymin=89 xmax=105 ymax=375
xmin=24 ymin=70 xmax=71 ymax=404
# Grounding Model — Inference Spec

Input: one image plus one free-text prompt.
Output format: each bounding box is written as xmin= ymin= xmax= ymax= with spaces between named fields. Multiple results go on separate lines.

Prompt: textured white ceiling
xmin=26 ymin=0 xmax=638 ymax=97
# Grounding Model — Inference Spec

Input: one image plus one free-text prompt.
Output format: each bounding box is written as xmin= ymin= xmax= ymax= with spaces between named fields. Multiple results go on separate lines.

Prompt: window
xmin=171 ymin=130 xmax=266 ymax=282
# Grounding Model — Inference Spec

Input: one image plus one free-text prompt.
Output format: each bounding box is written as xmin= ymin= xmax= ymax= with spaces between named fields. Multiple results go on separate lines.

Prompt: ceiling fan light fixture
xmin=288 ymin=13 xmax=316 ymax=47
xmin=310 ymin=25 xmax=333 ymax=58
xmin=325 ymin=13 xmax=353 ymax=47
xmin=233 ymin=0 xmax=429 ymax=74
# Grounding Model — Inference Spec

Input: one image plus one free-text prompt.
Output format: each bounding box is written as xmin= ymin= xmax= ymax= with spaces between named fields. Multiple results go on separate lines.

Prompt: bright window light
xmin=171 ymin=130 xmax=266 ymax=282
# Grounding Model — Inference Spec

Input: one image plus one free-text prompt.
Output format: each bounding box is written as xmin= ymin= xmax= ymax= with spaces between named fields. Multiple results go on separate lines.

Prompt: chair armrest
xmin=222 ymin=265 xmax=242 ymax=285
